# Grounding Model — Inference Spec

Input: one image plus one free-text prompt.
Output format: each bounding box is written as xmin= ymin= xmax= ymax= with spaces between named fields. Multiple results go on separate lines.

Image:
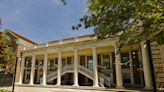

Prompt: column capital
xmin=92 ymin=46 xmax=98 ymax=51
xmin=57 ymin=48 xmax=62 ymax=52
xmin=73 ymin=47 xmax=78 ymax=50
xmin=140 ymin=40 xmax=147 ymax=45
xmin=44 ymin=53 xmax=48 ymax=56
xmin=92 ymin=45 xmax=98 ymax=48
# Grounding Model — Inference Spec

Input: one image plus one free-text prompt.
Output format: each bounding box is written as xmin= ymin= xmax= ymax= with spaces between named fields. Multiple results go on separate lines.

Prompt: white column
xmin=42 ymin=53 xmax=48 ymax=85
xmin=30 ymin=55 xmax=36 ymax=85
xmin=19 ymin=57 xmax=25 ymax=84
xmin=56 ymin=50 xmax=62 ymax=86
xmin=129 ymin=51 xmax=134 ymax=85
xmin=73 ymin=49 xmax=79 ymax=86
xmin=92 ymin=47 xmax=99 ymax=87
xmin=141 ymin=41 xmax=152 ymax=89
xmin=115 ymin=46 xmax=123 ymax=88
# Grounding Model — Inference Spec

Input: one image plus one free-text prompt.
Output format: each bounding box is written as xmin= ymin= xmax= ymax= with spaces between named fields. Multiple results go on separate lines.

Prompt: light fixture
xmin=144 ymin=44 xmax=147 ymax=48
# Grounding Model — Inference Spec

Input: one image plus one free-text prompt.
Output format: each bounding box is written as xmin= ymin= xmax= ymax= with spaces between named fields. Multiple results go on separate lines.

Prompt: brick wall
xmin=15 ymin=44 xmax=25 ymax=83
xmin=151 ymin=45 xmax=164 ymax=89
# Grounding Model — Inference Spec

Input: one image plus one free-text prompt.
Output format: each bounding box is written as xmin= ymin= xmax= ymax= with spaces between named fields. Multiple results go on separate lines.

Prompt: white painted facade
xmin=15 ymin=35 xmax=153 ymax=91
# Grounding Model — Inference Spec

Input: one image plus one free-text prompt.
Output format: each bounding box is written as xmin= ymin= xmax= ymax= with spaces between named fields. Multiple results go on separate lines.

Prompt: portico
xmin=16 ymin=35 xmax=153 ymax=90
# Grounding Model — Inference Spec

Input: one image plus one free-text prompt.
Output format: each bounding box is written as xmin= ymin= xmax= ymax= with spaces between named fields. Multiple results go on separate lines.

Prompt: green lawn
xmin=0 ymin=89 xmax=8 ymax=92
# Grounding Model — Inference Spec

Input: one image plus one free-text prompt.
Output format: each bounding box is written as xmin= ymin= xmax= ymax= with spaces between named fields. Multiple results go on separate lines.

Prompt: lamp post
xmin=12 ymin=39 xmax=18 ymax=92
xmin=12 ymin=57 xmax=18 ymax=92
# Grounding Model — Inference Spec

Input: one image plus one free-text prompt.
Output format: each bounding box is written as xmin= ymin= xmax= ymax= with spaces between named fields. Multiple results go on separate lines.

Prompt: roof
xmin=5 ymin=29 xmax=37 ymax=45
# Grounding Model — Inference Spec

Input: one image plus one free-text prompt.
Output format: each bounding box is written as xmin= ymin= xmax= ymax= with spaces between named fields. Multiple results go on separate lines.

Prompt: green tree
xmin=74 ymin=0 xmax=164 ymax=44
xmin=0 ymin=31 xmax=16 ymax=74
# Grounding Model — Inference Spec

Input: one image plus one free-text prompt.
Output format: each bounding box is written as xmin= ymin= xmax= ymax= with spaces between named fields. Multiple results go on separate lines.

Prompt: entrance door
xmin=87 ymin=56 xmax=93 ymax=70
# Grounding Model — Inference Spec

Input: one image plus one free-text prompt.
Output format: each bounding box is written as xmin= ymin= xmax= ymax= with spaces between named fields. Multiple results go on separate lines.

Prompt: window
xmin=87 ymin=56 xmax=93 ymax=70
xmin=102 ymin=54 xmax=110 ymax=70
xmin=121 ymin=53 xmax=130 ymax=68
xmin=25 ymin=58 xmax=32 ymax=71
xmin=123 ymin=73 xmax=131 ymax=84
xmin=67 ymin=57 xmax=72 ymax=64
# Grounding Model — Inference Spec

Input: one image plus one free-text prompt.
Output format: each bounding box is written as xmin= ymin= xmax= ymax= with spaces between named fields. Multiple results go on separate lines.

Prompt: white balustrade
xmin=40 ymin=65 xmax=111 ymax=87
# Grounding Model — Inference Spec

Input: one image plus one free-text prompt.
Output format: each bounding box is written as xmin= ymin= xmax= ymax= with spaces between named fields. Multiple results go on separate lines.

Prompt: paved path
xmin=14 ymin=85 xmax=150 ymax=92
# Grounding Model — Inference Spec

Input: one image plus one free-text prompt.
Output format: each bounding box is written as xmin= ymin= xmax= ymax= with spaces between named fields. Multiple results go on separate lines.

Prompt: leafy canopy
xmin=74 ymin=0 xmax=164 ymax=44
xmin=0 ymin=31 xmax=16 ymax=74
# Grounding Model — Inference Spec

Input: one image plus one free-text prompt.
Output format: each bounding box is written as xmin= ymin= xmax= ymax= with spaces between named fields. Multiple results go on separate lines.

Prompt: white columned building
xmin=30 ymin=55 xmax=36 ymax=85
xmin=15 ymin=35 xmax=153 ymax=92
xmin=57 ymin=49 xmax=62 ymax=86
xmin=114 ymin=45 xmax=123 ymax=88
xmin=141 ymin=41 xmax=153 ymax=89
xmin=19 ymin=57 xmax=25 ymax=84
xmin=42 ymin=53 xmax=48 ymax=85
xmin=73 ymin=48 xmax=79 ymax=86
xmin=92 ymin=47 xmax=99 ymax=87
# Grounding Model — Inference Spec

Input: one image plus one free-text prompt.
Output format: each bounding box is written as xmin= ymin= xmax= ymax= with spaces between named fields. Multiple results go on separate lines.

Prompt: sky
xmin=0 ymin=0 xmax=93 ymax=44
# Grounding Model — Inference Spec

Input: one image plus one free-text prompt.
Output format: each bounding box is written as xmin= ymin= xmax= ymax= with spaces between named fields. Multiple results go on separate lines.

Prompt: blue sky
xmin=0 ymin=0 xmax=93 ymax=43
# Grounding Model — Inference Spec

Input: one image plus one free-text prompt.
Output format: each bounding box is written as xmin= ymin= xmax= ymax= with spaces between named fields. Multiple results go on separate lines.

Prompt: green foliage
xmin=0 ymin=31 xmax=16 ymax=74
xmin=0 ymin=89 xmax=8 ymax=92
xmin=74 ymin=0 xmax=164 ymax=44
xmin=154 ymin=31 xmax=164 ymax=45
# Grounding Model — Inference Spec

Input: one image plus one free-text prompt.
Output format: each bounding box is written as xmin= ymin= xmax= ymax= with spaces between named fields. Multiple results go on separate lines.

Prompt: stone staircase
xmin=40 ymin=65 xmax=111 ymax=87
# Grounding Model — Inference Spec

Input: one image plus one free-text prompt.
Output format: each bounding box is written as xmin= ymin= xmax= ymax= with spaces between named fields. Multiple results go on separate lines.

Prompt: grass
xmin=0 ymin=89 xmax=9 ymax=92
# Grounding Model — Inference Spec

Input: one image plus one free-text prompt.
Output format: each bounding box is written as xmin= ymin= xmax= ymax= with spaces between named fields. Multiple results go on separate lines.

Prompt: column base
xmin=73 ymin=84 xmax=79 ymax=87
xmin=116 ymin=86 xmax=124 ymax=89
xmin=16 ymin=82 xmax=22 ymax=85
xmin=144 ymin=86 xmax=153 ymax=90
xmin=41 ymin=83 xmax=47 ymax=86
xmin=29 ymin=83 xmax=34 ymax=85
xmin=92 ymin=84 xmax=99 ymax=88
xmin=55 ymin=84 xmax=61 ymax=86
